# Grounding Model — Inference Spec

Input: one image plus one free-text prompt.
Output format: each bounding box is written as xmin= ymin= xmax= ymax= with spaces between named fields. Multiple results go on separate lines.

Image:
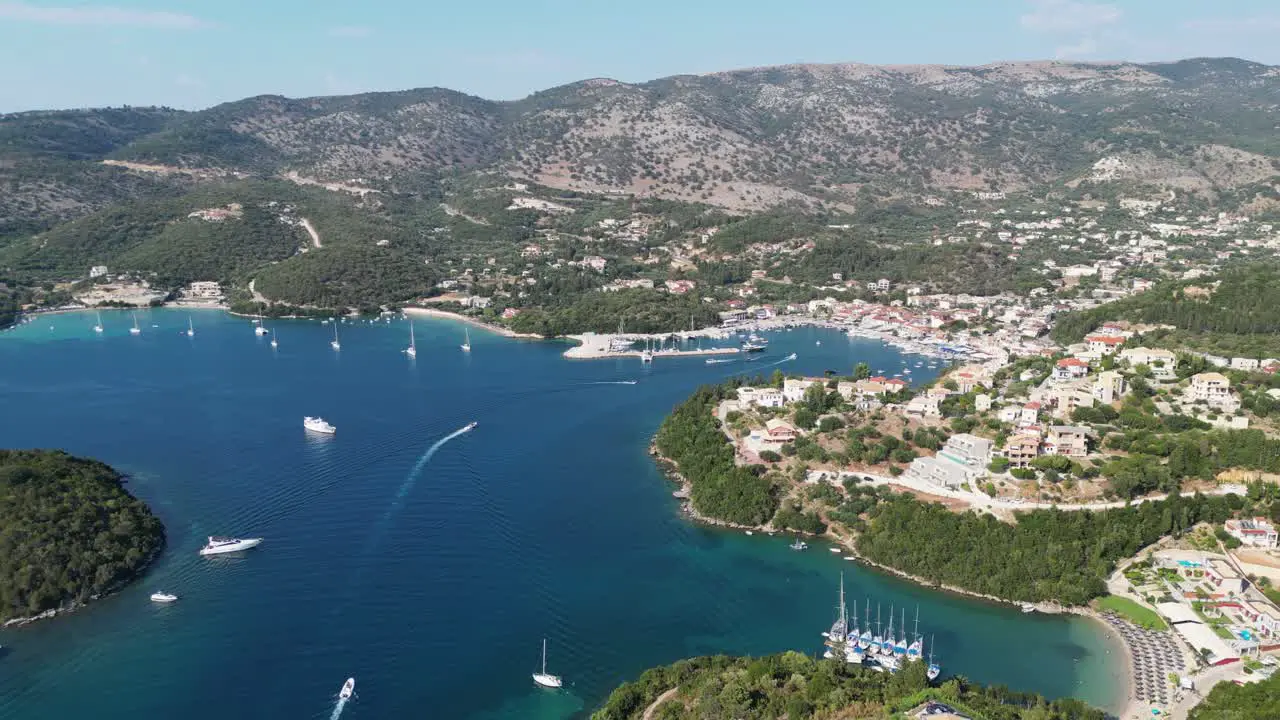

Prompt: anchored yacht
xmin=198 ymin=536 xmax=263 ymax=556
xmin=150 ymin=592 xmax=178 ymax=603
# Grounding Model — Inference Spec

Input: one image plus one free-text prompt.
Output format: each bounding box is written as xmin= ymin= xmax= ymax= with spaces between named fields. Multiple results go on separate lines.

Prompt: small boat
xmin=253 ymin=311 xmax=268 ymax=336
xmin=186 ymin=317 xmax=195 ymax=337
xmin=461 ymin=327 xmax=471 ymax=353
xmin=829 ymin=547 xmax=842 ymax=554
xmin=270 ymin=329 xmax=278 ymax=349
xmin=198 ymin=536 xmax=263 ymax=556
xmin=1020 ymin=603 xmax=1036 ymax=614
xmin=330 ymin=322 xmax=341 ymax=351
xmin=705 ymin=358 xmax=734 ymax=364
xmin=745 ymin=530 xmax=754 ymax=536
xmin=816 ymin=340 xmax=821 ymax=346
xmin=130 ymin=312 xmax=141 ymax=335
xmin=406 ymin=321 xmax=417 ymax=358
xmin=93 ymin=312 xmax=104 ymax=333
xmin=532 ymin=638 xmax=562 ymax=688
xmin=790 ymin=540 xmax=808 ymax=551
xmin=304 ymin=416 xmax=336 ymax=434
xmin=784 ymin=352 xmax=797 ymax=360
xmin=462 ymin=421 xmax=478 ymax=432
xmin=150 ymin=592 xmax=178 ymax=603
xmin=339 ymin=677 xmax=355 ymax=700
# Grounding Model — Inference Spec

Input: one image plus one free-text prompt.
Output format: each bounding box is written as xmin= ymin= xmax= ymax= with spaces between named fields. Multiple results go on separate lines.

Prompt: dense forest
xmin=855 ymin=492 xmax=1241 ymax=605
xmin=653 ymin=384 xmax=779 ymax=526
xmin=1052 ymin=264 xmax=1280 ymax=356
xmin=1188 ymin=672 xmax=1280 ymax=720
xmin=0 ymin=449 xmax=165 ymax=622
xmin=591 ymin=652 xmax=1103 ymax=720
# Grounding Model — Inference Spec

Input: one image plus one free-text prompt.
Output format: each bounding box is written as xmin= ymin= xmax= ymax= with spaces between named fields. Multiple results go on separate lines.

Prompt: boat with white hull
xmin=150 ymin=592 xmax=178 ymax=603
xmin=304 ymin=416 xmax=336 ymax=434
xmin=339 ymin=677 xmax=355 ymax=700
xmin=532 ymin=638 xmax=562 ymax=688
xmin=199 ymin=536 xmax=263 ymax=556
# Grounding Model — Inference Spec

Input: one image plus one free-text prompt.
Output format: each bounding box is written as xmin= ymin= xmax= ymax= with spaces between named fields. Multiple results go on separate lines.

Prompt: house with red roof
xmin=1054 ymin=357 xmax=1090 ymax=380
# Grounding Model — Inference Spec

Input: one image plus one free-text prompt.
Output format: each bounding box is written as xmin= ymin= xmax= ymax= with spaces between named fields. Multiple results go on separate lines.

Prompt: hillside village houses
xmin=1224 ymin=517 xmax=1279 ymax=548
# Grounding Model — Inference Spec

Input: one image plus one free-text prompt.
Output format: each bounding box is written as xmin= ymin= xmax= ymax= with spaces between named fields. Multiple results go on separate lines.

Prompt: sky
xmin=0 ymin=0 xmax=1277 ymax=112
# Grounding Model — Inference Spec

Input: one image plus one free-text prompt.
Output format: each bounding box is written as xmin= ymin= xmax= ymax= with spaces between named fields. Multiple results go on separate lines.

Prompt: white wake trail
xmin=330 ymin=697 xmax=347 ymax=720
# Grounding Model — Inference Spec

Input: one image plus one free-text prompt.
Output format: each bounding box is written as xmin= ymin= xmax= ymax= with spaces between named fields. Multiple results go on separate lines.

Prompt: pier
xmin=564 ymin=332 xmax=741 ymax=360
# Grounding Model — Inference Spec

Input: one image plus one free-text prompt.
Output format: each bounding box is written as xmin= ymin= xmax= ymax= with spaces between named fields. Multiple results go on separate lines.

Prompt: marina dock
xmin=564 ymin=332 xmax=740 ymax=360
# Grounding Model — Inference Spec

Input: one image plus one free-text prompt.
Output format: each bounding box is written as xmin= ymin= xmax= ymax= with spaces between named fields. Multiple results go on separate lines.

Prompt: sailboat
xmin=330 ymin=321 xmax=341 ymax=351
xmin=926 ymin=635 xmax=941 ymax=681
xmin=871 ymin=605 xmax=884 ymax=657
xmin=532 ymin=638 xmax=562 ymax=688
xmin=129 ymin=312 xmax=141 ymax=335
xmin=186 ymin=316 xmax=195 ymax=337
xmin=405 ymin=322 xmax=417 ymax=358
xmin=93 ymin=312 xmax=104 ymax=333
xmin=270 ymin=329 xmax=278 ymax=349
xmin=460 ymin=327 xmax=471 ymax=353
xmin=907 ymin=607 xmax=924 ymax=662
xmin=859 ymin=603 xmax=873 ymax=650
xmin=253 ymin=308 xmax=268 ymax=336
xmin=893 ymin=608 xmax=909 ymax=658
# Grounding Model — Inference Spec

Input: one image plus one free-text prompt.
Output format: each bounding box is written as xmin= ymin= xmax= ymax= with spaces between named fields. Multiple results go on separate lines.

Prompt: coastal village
xmin=11 ymin=177 xmax=1280 ymax=720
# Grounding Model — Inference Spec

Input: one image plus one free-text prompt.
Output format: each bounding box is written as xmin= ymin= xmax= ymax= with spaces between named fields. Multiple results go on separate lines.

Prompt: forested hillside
xmin=0 ymin=450 xmax=165 ymax=622
xmin=591 ymin=652 xmax=1103 ymax=720
xmin=1052 ymin=264 xmax=1280 ymax=356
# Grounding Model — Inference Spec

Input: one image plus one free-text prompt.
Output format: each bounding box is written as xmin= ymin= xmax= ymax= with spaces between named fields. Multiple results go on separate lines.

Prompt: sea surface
xmin=0 ymin=310 xmax=1125 ymax=719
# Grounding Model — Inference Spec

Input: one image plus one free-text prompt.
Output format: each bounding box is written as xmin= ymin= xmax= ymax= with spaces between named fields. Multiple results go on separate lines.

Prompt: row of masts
xmin=826 ymin=574 xmax=939 ymax=677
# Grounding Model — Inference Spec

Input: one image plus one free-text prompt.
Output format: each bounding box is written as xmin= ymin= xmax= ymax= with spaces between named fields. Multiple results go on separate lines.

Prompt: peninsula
xmin=0 ymin=449 xmax=166 ymax=625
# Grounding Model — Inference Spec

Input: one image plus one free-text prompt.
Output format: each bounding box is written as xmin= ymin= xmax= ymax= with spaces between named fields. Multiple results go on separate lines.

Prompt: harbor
xmin=563 ymin=332 xmax=742 ymax=360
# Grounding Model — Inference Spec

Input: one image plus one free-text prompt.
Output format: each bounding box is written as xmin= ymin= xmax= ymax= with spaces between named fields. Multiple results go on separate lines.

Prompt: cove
xmin=0 ymin=310 xmax=1124 ymax=718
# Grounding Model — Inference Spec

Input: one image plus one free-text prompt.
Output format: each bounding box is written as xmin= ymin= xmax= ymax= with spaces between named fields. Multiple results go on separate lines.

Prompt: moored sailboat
xmin=405 ymin=322 xmax=417 ymax=358
xmin=460 ymin=327 xmax=471 ymax=353
xmin=130 ymin=312 xmax=141 ymax=335
xmin=532 ymin=638 xmax=562 ymax=688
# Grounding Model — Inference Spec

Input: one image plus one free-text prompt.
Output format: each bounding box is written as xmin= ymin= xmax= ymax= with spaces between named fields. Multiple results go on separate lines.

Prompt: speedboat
xmin=304 ymin=416 xmax=336 ymax=434
xmin=199 ymin=536 xmax=263 ymax=556
xmin=784 ymin=352 xmax=797 ymax=360
xmin=705 ymin=358 xmax=734 ymax=364
xmin=339 ymin=677 xmax=355 ymax=700
xmin=532 ymin=638 xmax=562 ymax=688
xmin=150 ymin=592 xmax=179 ymax=603
xmin=463 ymin=421 xmax=478 ymax=432
xmin=1020 ymin=603 xmax=1036 ymax=614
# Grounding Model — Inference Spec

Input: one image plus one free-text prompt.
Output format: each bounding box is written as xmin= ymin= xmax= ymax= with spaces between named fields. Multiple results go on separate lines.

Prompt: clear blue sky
xmin=1 ymin=0 xmax=1276 ymax=112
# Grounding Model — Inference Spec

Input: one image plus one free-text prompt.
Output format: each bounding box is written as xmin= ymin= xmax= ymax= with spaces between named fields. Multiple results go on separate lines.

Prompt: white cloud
xmin=1054 ymin=37 xmax=1098 ymax=60
xmin=0 ymin=2 xmax=209 ymax=28
xmin=1021 ymin=0 xmax=1121 ymax=33
xmin=328 ymin=25 xmax=372 ymax=38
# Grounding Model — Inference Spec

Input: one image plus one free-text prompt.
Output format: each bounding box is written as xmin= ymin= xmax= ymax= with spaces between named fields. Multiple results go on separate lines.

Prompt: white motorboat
xmin=304 ymin=416 xmax=336 ymax=434
xmin=532 ymin=638 xmax=562 ymax=688
xmin=150 ymin=592 xmax=178 ymax=603
xmin=93 ymin=312 xmax=104 ymax=333
xmin=462 ymin=421 xmax=478 ymax=432
xmin=1020 ymin=603 xmax=1036 ymax=614
xmin=198 ymin=536 xmax=263 ymax=556
xmin=339 ymin=677 xmax=355 ymax=700
xmin=406 ymin=321 xmax=416 ymax=358
xmin=130 ymin=312 xmax=141 ymax=335
xmin=461 ymin=327 xmax=471 ymax=353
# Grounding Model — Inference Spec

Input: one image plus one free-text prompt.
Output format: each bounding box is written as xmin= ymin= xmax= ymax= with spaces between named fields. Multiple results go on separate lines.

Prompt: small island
xmin=0 ymin=449 xmax=165 ymax=625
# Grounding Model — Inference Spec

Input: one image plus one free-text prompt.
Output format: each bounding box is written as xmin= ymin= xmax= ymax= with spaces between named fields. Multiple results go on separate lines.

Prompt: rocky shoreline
xmin=2 ymin=540 xmax=166 ymax=629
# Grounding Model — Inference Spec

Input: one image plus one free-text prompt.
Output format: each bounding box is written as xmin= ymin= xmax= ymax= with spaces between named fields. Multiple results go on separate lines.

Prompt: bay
xmin=0 ymin=310 xmax=1125 ymax=718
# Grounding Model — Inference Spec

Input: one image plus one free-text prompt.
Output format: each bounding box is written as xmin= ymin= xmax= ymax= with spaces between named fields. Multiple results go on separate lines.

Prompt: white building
xmin=89 ymin=265 xmax=109 ymax=278
xmin=1225 ymin=518 xmax=1279 ymax=548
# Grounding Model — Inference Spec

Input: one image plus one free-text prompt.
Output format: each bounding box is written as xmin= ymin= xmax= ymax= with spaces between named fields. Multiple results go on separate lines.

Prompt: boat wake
xmin=588 ymin=380 xmax=638 ymax=385
xmin=363 ymin=421 xmax=477 ymax=556
xmin=764 ymin=353 xmax=798 ymax=367
xmin=329 ymin=697 xmax=348 ymax=720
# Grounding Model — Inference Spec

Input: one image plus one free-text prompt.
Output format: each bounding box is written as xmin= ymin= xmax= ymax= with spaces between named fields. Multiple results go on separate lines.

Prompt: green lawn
xmin=1097 ymin=595 xmax=1169 ymax=631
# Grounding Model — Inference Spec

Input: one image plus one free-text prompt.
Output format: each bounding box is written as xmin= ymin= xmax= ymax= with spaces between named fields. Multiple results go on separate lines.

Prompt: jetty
xmin=564 ymin=332 xmax=741 ymax=360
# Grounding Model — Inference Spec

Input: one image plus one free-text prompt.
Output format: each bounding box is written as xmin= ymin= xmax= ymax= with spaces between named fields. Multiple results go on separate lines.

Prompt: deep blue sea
xmin=0 ymin=310 xmax=1124 ymax=719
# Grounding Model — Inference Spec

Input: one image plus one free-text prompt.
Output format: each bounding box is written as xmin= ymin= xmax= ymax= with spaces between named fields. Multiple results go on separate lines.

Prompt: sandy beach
xmin=402 ymin=307 xmax=542 ymax=339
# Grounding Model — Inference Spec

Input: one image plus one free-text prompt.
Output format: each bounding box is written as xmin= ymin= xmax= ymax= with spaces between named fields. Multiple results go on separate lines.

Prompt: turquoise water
xmin=0 ymin=310 xmax=1124 ymax=718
